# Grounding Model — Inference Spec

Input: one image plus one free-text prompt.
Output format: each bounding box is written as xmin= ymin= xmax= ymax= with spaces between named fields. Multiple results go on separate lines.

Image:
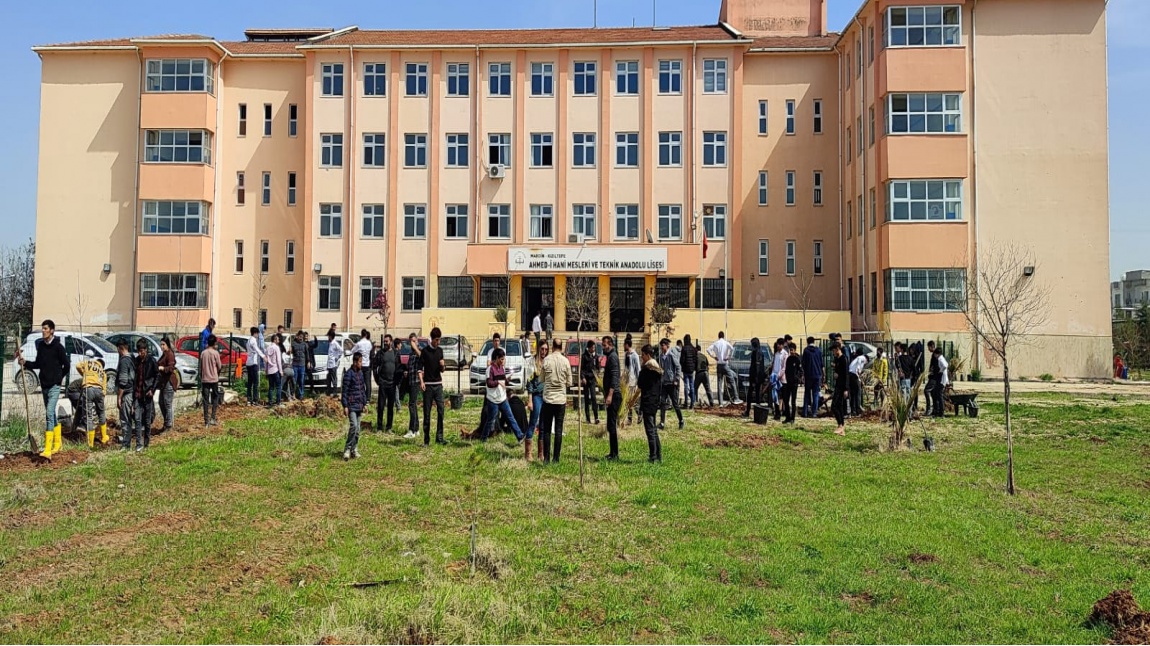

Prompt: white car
xmin=13 ymin=332 xmax=121 ymax=394
xmin=101 ymin=332 xmax=199 ymax=389
xmin=308 ymin=333 xmax=360 ymax=386
xmin=469 ymin=338 xmax=534 ymax=394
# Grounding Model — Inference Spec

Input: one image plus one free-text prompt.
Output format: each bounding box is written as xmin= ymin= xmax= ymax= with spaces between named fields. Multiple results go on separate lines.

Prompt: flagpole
xmin=697 ymin=212 xmax=703 ymax=338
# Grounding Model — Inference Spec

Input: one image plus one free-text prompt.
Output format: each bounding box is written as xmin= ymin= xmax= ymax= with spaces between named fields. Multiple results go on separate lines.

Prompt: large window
xmin=616 ymin=61 xmax=639 ymax=95
xmin=659 ymin=131 xmax=682 ymax=167
xmin=402 ymin=277 xmax=426 ymax=312
xmin=888 ymin=179 xmax=963 ymax=221
xmin=530 ymin=133 xmax=554 ymax=167
xmin=445 ymin=204 xmax=468 ymax=239
xmin=572 ymin=205 xmax=596 ymax=240
xmin=656 ymin=277 xmax=691 ymax=309
xmin=886 ymin=6 xmax=962 ymax=47
xmin=885 ymin=269 xmax=965 ymax=311
xmin=139 ymin=273 xmax=208 ymax=308
xmin=479 ymin=277 xmax=510 ymax=308
xmin=658 ymin=60 xmax=682 ymax=94
xmin=318 ymin=276 xmax=341 ymax=311
xmin=489 ymin=62 xmax=512 ymax=96
xmin=404 ymin=133 xmax=427 ymax=167
xmin=359 ymin=276 xmax=383 ymax=311
xmin=703 ymin=205 xmax=726 ymax=239
xmin=696 ymin=278 xmax=733 ymax=310
xmin=488 ymin=204 xmax=511 ymax=239
xmin=447 ymin=62 xmax=470 ymax=96
xmin=364 ymin=62 xmax=386 ymax=96
xmin=703 ymin=131 xmax=727 ymax=166
xmin=574 ymin=61 xmax=597 ymax=95
xmin=615 ymin=204 xmax=639 ymax=240
xmin=488 ymin=134 xmax=511 ymax=166
xmin=142 ymin=201 xmax=207 ymax=235
xmin=404 ymin=204 xmax=427 ymax=238
xmin=446 ymin=133 xmax=469 ymax=167
xmin=362 ymin=204 xmax=384 ymax=238
xmin=573 ymin=133 xmax=596 ymax=167
xmin=405 ymin=63 xmax=428 ymax=96
xmin=888 ymin=93 xmax=962 ymax=134
xmin=615 ymin=132 xmax=639 ymax=167
xmin=145 ymin=59 xmax=214 ymax=93
xmin=703 ymin=59 xmax=727 ymax=93
xmin=438 ymin=276 xmax=474 ymax=308
xmin=529 ymin=205 xmax=553 ymax=239
xmin=321 ymin=63 xmax=344 ymax=96
xmin=363 ymin=133 xmax=386 ymax=167
xmin=530 ymin=62 xmax=554 ymax=96
xmin=320 ymin=133 xmax=343 ymax=167
xmin=144 ymin=130 xmax=211 ymax=164
xmin=319 ymin=204 xmax=343 ymax=237
xmin=657 ymin=205 xmax=682 ymax=240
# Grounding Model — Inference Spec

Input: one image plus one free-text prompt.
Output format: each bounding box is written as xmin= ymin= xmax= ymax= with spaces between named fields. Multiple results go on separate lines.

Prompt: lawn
xmin=0 ymin=389 xmax=1148 ymax=643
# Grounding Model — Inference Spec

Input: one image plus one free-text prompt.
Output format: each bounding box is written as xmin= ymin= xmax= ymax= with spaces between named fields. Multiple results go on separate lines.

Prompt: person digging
xmin=76 ymin=351 xmax=110 ymax=448
xmin=16 ymin=319 xmax=70 ymax=460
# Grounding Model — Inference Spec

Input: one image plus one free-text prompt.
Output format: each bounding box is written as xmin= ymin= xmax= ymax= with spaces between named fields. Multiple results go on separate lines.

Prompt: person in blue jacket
xmin=801 ymin=336 xmax=824 ymax=417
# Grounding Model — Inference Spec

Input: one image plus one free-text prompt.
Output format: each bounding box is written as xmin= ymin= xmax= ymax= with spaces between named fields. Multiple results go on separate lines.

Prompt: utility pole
xmin=594 ymin=0 xmax=597 ymax=28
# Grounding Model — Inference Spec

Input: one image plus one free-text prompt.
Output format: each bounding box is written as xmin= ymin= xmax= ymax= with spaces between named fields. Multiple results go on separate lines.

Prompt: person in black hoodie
xmin=373 ymin=335 xmax=401 ymax=433
xmin=601 ymin=336 xmax=621 ymax=461
xmin=783 ymin=341 xmax=802 ymax=423
xmin=17 ymin=319 xmax=70 ymax=459
xmin=744 ymin=338 xmax=766 ymax=418
xmin=637 ymin=344 xmax=664 ymax=463
xmin=132 ymin=339 xmax=160 ymax=451
xmin=831 ymin=342 xmax=849 ymax=436
xmin=404 ymin=333 xmax=423 ymax=441
xmin=580 ymin=340 xmax=601 ymax=424
xmin=679 ymin=334 xmax=698 ymax=409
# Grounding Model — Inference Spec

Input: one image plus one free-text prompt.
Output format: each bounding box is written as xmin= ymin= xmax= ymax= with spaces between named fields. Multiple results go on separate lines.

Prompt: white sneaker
xmin=352 ymin=449 xmax=361 ymax=459
xmin=342 ymin=450 xmax=351 ymax=461
xmin=403 ymin=431 xmax=417 ymax=439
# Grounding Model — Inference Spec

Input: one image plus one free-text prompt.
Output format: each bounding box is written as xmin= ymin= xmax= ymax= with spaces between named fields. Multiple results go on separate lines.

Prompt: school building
xmin=32 ymin=0 xmax=1112 ymax=377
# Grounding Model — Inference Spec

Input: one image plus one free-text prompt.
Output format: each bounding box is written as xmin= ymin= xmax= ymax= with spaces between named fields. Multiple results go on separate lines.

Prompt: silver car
xmin=440 ymin=335 xmax=473 ymax=369
xmin=102 ymin=332 xmax=199 ymax=389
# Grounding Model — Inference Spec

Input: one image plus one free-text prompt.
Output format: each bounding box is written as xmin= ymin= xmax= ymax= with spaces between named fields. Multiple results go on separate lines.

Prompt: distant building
xmin=1112 ymin=270 xmax=1150 ymax=319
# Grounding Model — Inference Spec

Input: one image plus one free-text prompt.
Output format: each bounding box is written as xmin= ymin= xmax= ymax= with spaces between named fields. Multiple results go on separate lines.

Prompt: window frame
xmin=363 ymin=62 xmax=387 ymax=97
xmin=487 ymin=204 xmax=512 ymax=240
xmin=572 ymin=204 xmax=597 ymax=240
xmin=885 ymin=5 xmax=963 ymax=48
xmin=813 ymin=99 xmax=823 ymax=134
xmin=289 ymin=104 xmax=298 ymax=137
xmin=317 ymin=275 xmax=342 ymax=312
xmin=446 ymin=62 xmax=470 ymax=97
xmin=362 ymin=204 xmax=385 ymax=239
xmin=445 ymin=204 xmax=469 ymax=239
xmin=702 ymin=131 xmax=727 ymax=167
xmin=702 ymin=58 xmax=728 ymax=94
xmin=488 ymin=133 xmax=512 ymax=167
xmin=887 ymin=93 xmax=963 ymax=134
xmin=403 ymin=204 xmax=427 ymax=239
xmin=813 ymin=241 xmax=824 ymax=275
xmin=238 ymin=103 xmax=247 ymax=137
xmin=614 ymin=204 xmax=639 ymax=241
xmin=319 ymin=203 xmax=344 ymax=238
xmin=489 ymin=62 xmax=512 ymax=97
xmin=234 ymin=240 xmax=244 ymax=273
xmin=529 ymin=204 xmax=554 ymax=240
xmin=885 ymin=268 xmax=966 ymax=312
xmin=263 ymin=103 xmax=272 ymax=137
xmin=363 ymin=133 xmax=386 ymax=168
xmin=573 ymin=61 xmax=597 ymax=96
xmin=657 ymin=204 xmax=682 ymax=241
xmin=320 ymin=133 xmax=344 ymax=168
xmin=446 ymin=133 xmax=470 ymax=168
xmin=530 ymin=62 xmax=555 ymax=97
xmin=758 ymin=240 xmax=769 ymax=276
xmin=404 ymin=133 xmax=428 ymax=168
xmin=285 ymin=241 xmax=296 ymax=274
xmin=405 ymin=62 xmax=429 ymax=97
xmin=530 ymin=132 xmax=555 ymax=168
xmin=813 ymin=171 xmax=823 ymax=206
xmin=401 ymin=277 xmax=426 ymax=312
xmin=785 ymin=171 xmax=796 ymax=206
xmin=758 ymin=100 xmax=768 ymax=135
xmin=615 ymin=60 xmax=639 ymax=95
xmin=657 ymin=59 xmax=682 ymax=95
xmin=143 ymin=129 xmax=212 ymax=165
xmin=702 ymin=204 xmax=726 ymax=240
xmin=785 ymin=100 xmax=796 ymax=135
xmin=287 ymin=171 xmax=297 ymax=206
xmin=615 ymin=132 xmax=639 ymax=168
xmin=359 ymin=276 xmax=384 ymax=311
xmin=887 ymin=179 xmax=964 ymax=222
xmin=261 ymin=171 xmax=271 ymax=206
xmin=260 ymin=240 xmax=270 ymax=274
xmin=321 ymin=63 xmax=344 ymax=97
xmin=145 ymin=58 xmax=214 ymax=94
xmin=141 ymin=200 xmax=208 ymax=236
xmin=785 ymin=240 xmax=797 ymax=276
xmin=572 ymin=132 xmax=596 ymax=168
xmin=138 ymin=273 xmax=208 ymax=309
xmin=758 ymin=171 xmax=768 ymax=206
xmin=658 ymin=131 xmax=682 ymax=167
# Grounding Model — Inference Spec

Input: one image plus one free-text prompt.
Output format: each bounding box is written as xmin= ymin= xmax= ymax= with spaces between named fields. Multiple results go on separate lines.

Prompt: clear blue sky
xmin=1 ymin=0 xmax=1144 ymax=280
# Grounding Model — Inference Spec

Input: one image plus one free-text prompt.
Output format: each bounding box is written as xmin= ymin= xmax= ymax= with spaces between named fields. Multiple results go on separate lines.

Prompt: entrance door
xmin=521 ymin=277 xmax=555 ymax=332
xmin=609 ymin=277 xmax=645 ymax=333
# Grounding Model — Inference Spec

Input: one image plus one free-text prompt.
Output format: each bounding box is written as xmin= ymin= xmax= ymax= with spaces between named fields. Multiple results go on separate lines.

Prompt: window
xmin=870 ymin=188 xmax=877 ymax=229
xmin=144 ymin=130 xmax=211 ymax=164
xmin=359 ymin=277 xmax=383 ymax=311
xmin=233 ymin=309 xmax=242 ymax=329
xmin=869 ymin=26 xmax=876 ymax=62
xmin=813 ymin=171 xmax=823 ymax=205
xmin=888 ymin=93 xmax=962 ymax=133
xmin=857 ymin=38 xmax=863 ymax=78
xmin=488 ymin=134 xmax=511 ymax=166
xmin=530 ymin=133 xmax=554 ymax=167
xmin=759 ymin=100 xmax=768 ymax=135
xmin=785 ymin=100 xmax=796 ymax=135
xmin=572 ymin=133 xmax=596 ymax=167
xmin=447 ymin=62 xmax=470 ymax=96
xmin=869 ymin=106 xmax=876 ymax=146
xmin=658 ymin=205 xmax=682 ymax=240
xmin=261 ymin=172 xmax=271 ymax=205
xmin=703 ymin=131 xmax=726 ymax=166
xmin=445 ymin=204 xmax=468 ymax=239
xmin=364 ymin=62 xmax=387 ymax=96
xmin=758 ymin=171 xmax=768 ymax=205
xmin=236 ymin=172 xmax=245 ymax=205
xmin=658 ymin=60 xmax=682 ymax=94
xmin=656 ymin=278 xmax=691 ymax=309
xmin=846 ymin=54 xmax=852 ymax=89
xmin=287 ymin=172 xmax=297 ymax=206
xmin=263 ymin=104 xmax=272 ymax=137
xmin=814 ymin=241 xmax=824 ymax=275
xmin=488 ymin=204 xmax=511 ymax=239
xmin=615 ymin=204 xmax=639 ymax=240
xmin=259 ymin=310 xmax=269 ymax=327
xmin=402 ymin=277 xmax=426 ymax=311
xmin=321 ymin=63 xmax=344 ymax=97
xmin=658 ymin=132 xmax=682 ymax=167
xmin=572 ymin=204 xmax=596 ymax=240
xmin=813 ymin=100 xmax=823 ymax=134
xmin=446 ymin=133 xmax=469 ymax=167
xmin=362 ymin=204 xmax=385 ymax=238
xmin=283 ymin=310 xmax=293 ymax=330
xmin=238 ymin=104 xmax=247 ymax=136
xmin=871 ymin=271 xmax=879 ymax=315
xmin=703 ymin=59 xmax=727 ymax=93
xmin=847 ymin=202 xmax=853 ymax=238
xmin=260 ymin=240 xmax=269 ymax=273
xmin=139 ymin=273 xmax=208 ymax=308
xmin=145 ymin=59 xmax=214 ymax=93
xmin=848 ymin=278 xmax=854 ymax=312
xmin=616 ymin=61 xmax=639 ymax=95
xmin=885 ymin=269 xmax=965 ymax=311
xmin=404 ymin=133 xmax=427 ymax=167
xmin=363 ymin=133 xmax=386 ymax=167
xmin=697 ymin=278 xmax=733 ymax=309
xmin=846 ymin=128 xmax=852 ymax=163
xmin=615 ymin=132 xmax=639 ymax=167
xmin=785 ymin=171 xmax=796 ymax=206
xmin=286 ymin=241 xmax=296 ymax=274
xmin=530 ymin=62 xmax=554 ymax=96
xmin=479 ymin=277 xmax=510 ymax=308
xmin=886 ymin=6 xmax=962 ymax=47
xmin=289 ymin=104 xmax=298 ymax=137
xmin=404 ymin=204 xmax=427 ymax=238
xmin=758 ymin=240 xmax=769 ymax=275
xmin=142 ymin=201 xmax=207 ymax=235
xmin=785 ymin=240 xmax=796 ymax=276
xmin=858 ymin=116 xmax=864 ymax=155
xmin=888 ymin=179 xmax=963 ymax=221
xmin=489 ymin=62 xmax=511 ymax=96
xmin=319 ymin=204 xmax=343 ymax=237
xmin=406 ymin=63 xmax=428 ymax=96
xmin=320 ymin=133 xmax=343 ymax=167
xmin=234 ymin=241 xmax=244 ymax=273
xmin=574 ymin=61 xmax=597 ymax=95
xmin=318 ymin=276 xmax=341 ymax=311
xmin=859 ymin=275 xmax=865 ymax=314
xmin=702 ymin=204 xmax=726 ymax=240
xmin=529 ymin=204 xmax=553 ymax=239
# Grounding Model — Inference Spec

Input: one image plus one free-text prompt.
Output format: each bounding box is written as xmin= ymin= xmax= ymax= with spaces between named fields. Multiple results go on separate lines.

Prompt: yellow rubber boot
xmin=100 ymin=424 xmax=109 ymax=445
xmin=87 ymin=430 xmax=96 ymax=448
xmin=53 ymin=425 xmax=63 ymax=454
xmin=38 ymin=429 xmax=53 ymax=459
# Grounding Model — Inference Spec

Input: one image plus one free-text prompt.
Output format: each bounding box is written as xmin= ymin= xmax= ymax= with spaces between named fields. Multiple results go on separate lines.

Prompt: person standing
xmin=355 ymin=330 xmax=373 ymax=401
xmin=623 ymin=338 xmax=641 ymax=425
xmin=531 ymin=311 xmax=543 ymax=351
xmin=200 ymin=318 xmax=215 ymax=353
xmin=744 ymin=338 xmax=766 ymax=418
xmin=544 ymin=310 xmax=554 ymax=344
xmin=323 ymin=331 xmax=341 ymax=396
xmin=658 ymin=338 xmax=684 ymax=430
xmin=913 ymin=341 xmax=927 ymax=413
xmin=638 ymin=344 xmax=664 ymax=463
xmin=924 ymin=341 xmax=939 ymax=415
xmin=872 ymin=347 xmax=889 ymax=409
xmin=480 ymin=348 xmax=525 ymax=443
xmin=77 ymin=353 xmax=108 ymax=447
xmin=420 ymin=327 xmax=447 ymax=445
xmin=770 ymin=338 xmax=787 ymax=420
xmin=340 ymin=352 xmax=367 ymax=461
xmin=801 ymin=337 xmax=824 ymax=418
xmin=373 ymin=335 xmax=400 ymax=433
xmin=694 ymin=343 xmax=714 ymax=408
xmin=133 ymin=339 xmax=160 ymax=450
xmin=708 ymin=332 xmax=742 ymax=406
xmin=265 ymin=334 xmax=283 ymax=407
xmin=524 ymin=343 xmax=548 ymax=462
xmin=291 ymin=331 xmax=310 ymax=400
xmin=539 ymin=339 xmax=570 ymax=463
xmin=200 ymin=335 xmax=222 ymax=427
xmin=114 ymin=341 xmax=137 ymax=446
xmin=405 ymin=334 xmax=423 ymax=440
xmin=783 ymin=342 xmax=802 ymax=423
xmin=155 ymin=337 xmax=178 ymax=432
xmin=244 ymin=327 xmax=266 ymax=405
xmin=680 ymin=335 xmax=698 ymax=409
xmin=848 ymin=349 xmax=867 ymax=416
xmin=16 ymin=320 xmax=70 ymax=459
xmin=930 ymin=346 xmax=950 ymax=418
xmin=580 ymin=340 xmax=601 ymax=424
xmin=831 ymin=343 xmax=849 ymax=436
xmin=602 ymin=336 xmax=621 ymax=461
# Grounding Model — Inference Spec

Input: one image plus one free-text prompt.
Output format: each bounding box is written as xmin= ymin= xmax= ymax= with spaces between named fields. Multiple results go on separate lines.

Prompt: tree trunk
xmin=1003 ymin=358 xmax=1016 ymax=495
xmin=577 ymin=333 xmax=585 ymax=489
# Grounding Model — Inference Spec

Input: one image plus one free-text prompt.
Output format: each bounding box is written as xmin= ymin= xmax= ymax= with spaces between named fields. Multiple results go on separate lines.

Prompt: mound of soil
xmin=1089 ymin=589 xmax=1150 ymax=645
xmin=0 ymin=449 xmax=89 ymax=474
xmin=273 ymin=397 xmax=344 ymax=420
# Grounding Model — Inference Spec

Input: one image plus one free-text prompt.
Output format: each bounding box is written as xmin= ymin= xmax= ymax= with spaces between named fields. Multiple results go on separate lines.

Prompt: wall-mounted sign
xmin=508 ymin=247 xmax=668 ymax=273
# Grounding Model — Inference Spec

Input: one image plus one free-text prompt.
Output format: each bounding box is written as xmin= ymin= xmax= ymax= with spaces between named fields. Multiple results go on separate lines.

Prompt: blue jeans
xmin=682 ymin=374 xmax=696 ymax=407
xmin=294 ymin=366 xmax=307 ymax=399
xmin=482 ymin=399 xmax=523 ymax=441
xmin=803 ymin=378 xmax=822 ymax=417
xmin=267 ymin=372 xmax=282 ymax=406
xmin=42 ymin=385 xmax=61 ymax=430
xmin=525 ymin=394 xmax=543 ymax=440
xmin=246 ymin=365 xmax=260 ymax=403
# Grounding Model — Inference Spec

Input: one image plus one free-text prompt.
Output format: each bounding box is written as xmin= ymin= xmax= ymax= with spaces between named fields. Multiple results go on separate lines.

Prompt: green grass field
xmin=1 ymin=390 xmax=1148 ymax=643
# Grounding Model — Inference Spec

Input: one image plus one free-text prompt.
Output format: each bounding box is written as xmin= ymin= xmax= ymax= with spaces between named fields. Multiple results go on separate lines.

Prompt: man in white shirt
xmin=531 ymin=311 xmax=543 ymax=351
xmin=707 ymin=331 xmax=742 ymax=406
xmin=848 ymin=350 xmax=868 ymax=416
xmin=244 ymin=327 xmax=267 ymax=405
xmin=771 ymin=339 xmax=788 ymax=420
xmin=354 ymin=329 xmax=373 ymax=400
xmin=931 ymin=347 xmax=950 ymax=417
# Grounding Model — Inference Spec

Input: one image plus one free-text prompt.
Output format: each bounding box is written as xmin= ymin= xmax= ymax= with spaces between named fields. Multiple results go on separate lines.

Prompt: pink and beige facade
xmin=32 ymin=0 xmax=1111 ymax=377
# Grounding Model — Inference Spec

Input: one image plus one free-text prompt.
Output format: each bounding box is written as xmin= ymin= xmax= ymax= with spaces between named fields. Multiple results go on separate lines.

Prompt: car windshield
xmin=85 ymin=335 xmax=118 ymax=353
xmin=479 ymin=340 xmax=523 ymax=357
xmin=313 ymin=340 xmax=331 ymax=354
xmin=566 ymin=341 xmax=603 ymax=356
xmin=398 ymin=340 xmax=430 ymax=355
xmin=439 ymin=337 xmax=458 ymax=347
xmin=731 ymin=343 xmax=760 ymax=361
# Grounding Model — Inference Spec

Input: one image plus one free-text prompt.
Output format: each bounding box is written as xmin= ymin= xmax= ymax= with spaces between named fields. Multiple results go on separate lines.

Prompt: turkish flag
xmin=702 ymin=229 xmax=709 ymax=259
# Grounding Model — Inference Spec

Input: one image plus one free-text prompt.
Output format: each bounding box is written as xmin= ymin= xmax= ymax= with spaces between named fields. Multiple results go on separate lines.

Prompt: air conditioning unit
xmin=567 ymin=233 xmax=583 ymax=244
xmin=488 ymin=164 xmax=506 ymax=179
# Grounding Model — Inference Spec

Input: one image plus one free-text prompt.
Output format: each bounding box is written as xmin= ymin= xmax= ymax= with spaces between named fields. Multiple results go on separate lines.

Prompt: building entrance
xmin=521 ymin=277 xmax=554 ymax=332
xmin=610 ymin=277 xmax=646 ymax=333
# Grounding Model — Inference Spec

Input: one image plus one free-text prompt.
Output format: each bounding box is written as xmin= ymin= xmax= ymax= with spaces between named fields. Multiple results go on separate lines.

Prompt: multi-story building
xmin=1112 ymin=270 xmax=1150 ymax=319
xmin=32 ymin=0 xmax=1112 ymax=377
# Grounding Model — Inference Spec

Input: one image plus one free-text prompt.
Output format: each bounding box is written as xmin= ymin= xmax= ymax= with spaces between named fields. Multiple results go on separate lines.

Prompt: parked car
xmin=439 ymin=335 xmax=473 ymax=369
xmin=308 ymin=333 xmax=359 ymax=387
xmin=842 ymin=340 xmax=878 ymax=365
xmin=101 ymin=332 xmax=198 ymax=389
xmin=398 ymin=337 xmax=430 ymax=366
xmin=564 ymin=339 xmax=606 ymax=387
xmin=176 ymin=335 xmax=249 ymax=371
xmin=469 ymin=338 xmax=533 ymax=394
xmin=12 ymin=331 xmax=120 ymax=394
xmin=730 ymin=340 xmax=772 ymax=399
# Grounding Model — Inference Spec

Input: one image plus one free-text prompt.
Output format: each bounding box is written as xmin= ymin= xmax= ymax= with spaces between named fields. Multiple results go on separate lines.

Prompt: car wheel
xmin=15 ymin=369 xmax=38 ymax=394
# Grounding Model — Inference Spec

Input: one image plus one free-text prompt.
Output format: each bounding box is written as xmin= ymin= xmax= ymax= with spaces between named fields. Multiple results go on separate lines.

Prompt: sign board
xmin=508 ymin=247 xmax=668 ymax=274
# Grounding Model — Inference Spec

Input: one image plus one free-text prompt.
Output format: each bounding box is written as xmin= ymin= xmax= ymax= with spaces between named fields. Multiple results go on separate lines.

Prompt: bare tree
xmin=250 ymin=272 xmax=269 ymax=331
xmin=564 ymin=276 xmax=600 ymax=489
xmin=648 ymin=274 xmax=676 ymax=343
xmin=789 ymin=269 xmax=816 ymax=340
xmin=955 ymin=242 xmax=1050 ymax=495
xmin=0 ymin=238 xmax=34 ymax=338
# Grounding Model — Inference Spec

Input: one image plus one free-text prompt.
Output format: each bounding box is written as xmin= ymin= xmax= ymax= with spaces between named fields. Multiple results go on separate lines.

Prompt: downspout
xmin=692 ymin=41 xmax=702 ymax=335
xmin=854 ymin=16 xmax=869 ymax=332
xmin=345 ymin=45 xmax=357 ymax=331
xmin=835 ymin=41 xmax=845 ymax=314
xmin=969 ymin=0 xmax=980 ymax=373
xmin=211 ymin=50 xmax=227 ymax=326
xmin=131 ymin=47 xmax=144 ymax=330
xmin=473 ymin=45 xmax=482 ymax=245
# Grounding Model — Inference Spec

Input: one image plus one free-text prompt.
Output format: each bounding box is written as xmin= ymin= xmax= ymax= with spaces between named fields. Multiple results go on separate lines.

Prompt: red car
xmin=398 ymin=337 xmax=430 ymax=365
xmin=564 ymin=339 xmax=606 ymax=385
xmin=176 ymin=335 xmax=249 ymax=367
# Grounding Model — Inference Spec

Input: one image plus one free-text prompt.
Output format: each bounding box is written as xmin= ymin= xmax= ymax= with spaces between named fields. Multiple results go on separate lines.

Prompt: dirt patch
xmin=0 ymin=449 xmax=89 ymax=474
xmin=701 ymin=434 xmax=781 ymax=450
xmin=273 ymin=397 xmax=343 ymax=420
xmin=62 ymin=511 xmax=198 ymax=552
xmin=908 ymin=552 xmax=940 ymax=565
xmin=1089 ymin=589 xmax=1150 ymax=645
xmin=300 ymin=427 xmax=340 ymax=440
xmin=842 ymin=591 xmax=877 ymax=611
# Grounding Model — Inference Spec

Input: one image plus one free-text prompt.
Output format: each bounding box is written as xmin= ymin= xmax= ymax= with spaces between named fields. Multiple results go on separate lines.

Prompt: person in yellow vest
xmin=76 ymin=351 xmax=109 ymax=448
xmin=872 ymin=346 xmax=890 ymax=410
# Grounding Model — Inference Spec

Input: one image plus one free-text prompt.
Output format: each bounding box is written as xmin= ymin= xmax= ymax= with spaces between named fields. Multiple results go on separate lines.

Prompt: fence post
xmin=0 ymin=334 xmax=5 ymax=424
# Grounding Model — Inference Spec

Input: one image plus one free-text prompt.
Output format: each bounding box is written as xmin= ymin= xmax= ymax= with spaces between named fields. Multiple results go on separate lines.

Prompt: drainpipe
xmin=692 ymin=41 xmax=702 ymax=335
xmin=211 ymin=50 xmax=227 ymax=327
xmin=473 ymin=45 xmax=482 ymax=245
xmin=835 ymin=41 xmax=845 ymax=314
xmin=131 ymin=48 xmax=143 ymax=330
xmin=345 ymin=45 xmax=357 ymax=331
xmin=969 ymin=0 xmax=980 ymax=373
xmin=854 ymin=16 xmax=869 ymax=332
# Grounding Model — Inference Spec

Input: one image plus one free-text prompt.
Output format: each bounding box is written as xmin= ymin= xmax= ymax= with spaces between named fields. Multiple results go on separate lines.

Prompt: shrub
xmin=969 ymin=368 xmax=982 ymax=382
xmin=1040 ymin=373 xmax=1054 ymax=382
